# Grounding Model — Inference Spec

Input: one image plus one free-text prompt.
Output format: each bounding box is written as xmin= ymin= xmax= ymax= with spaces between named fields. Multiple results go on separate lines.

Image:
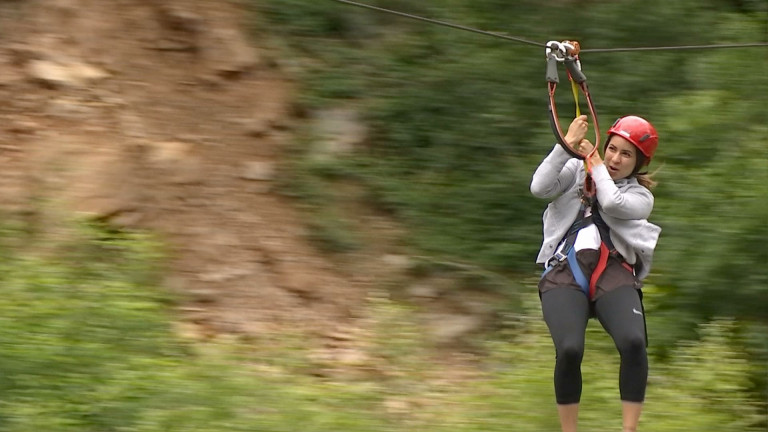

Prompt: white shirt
xmin=551 ymin=205 xmax=601 ymax=262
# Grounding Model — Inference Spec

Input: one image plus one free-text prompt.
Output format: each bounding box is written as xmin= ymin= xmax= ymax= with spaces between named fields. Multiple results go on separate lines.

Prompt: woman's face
xmin=604 ymin=136 xmax=638 ymax=180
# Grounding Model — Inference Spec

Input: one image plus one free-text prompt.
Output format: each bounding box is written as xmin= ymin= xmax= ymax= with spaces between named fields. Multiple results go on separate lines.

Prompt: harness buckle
xmin=545 ymin=250 xmax=568 ymax=269
xmin=553 ymin=250 xmax=568 ymax=262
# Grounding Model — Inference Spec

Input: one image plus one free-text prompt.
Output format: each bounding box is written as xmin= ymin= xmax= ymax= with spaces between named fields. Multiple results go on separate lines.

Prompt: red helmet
xmin=607 ymin=116 xmax=658 ymax=163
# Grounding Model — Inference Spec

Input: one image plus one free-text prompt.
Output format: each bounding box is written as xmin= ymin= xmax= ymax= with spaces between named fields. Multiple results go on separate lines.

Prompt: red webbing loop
xmin=589 ymin=242 xmax=610 ymax=298
xmin=546 ymin=41 xmax=601 ymax=168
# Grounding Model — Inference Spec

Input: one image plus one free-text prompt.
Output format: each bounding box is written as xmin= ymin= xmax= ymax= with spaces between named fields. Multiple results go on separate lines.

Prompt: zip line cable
xmin=332 ymin=0 xmax=768 ymax=52
xmin=582 ymin=43 xmax=768 ymax=53
xmin=332 ymin=0 xmax=542 ymax=48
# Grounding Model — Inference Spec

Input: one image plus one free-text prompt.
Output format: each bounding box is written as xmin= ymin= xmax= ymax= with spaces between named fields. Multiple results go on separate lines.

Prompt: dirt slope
xmin=0 ymin=0 xmax=368 ymax=337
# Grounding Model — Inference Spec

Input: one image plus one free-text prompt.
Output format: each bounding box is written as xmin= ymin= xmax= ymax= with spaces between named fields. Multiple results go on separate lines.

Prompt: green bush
xmin=0 ymin=217 xmax=761 ymax=431
xmin=256 ymin=0 xmax=767 ymax=420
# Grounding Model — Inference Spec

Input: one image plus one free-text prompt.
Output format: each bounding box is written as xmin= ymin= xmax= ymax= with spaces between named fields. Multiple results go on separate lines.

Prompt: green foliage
xmin=0 ymin=216 xmax=762 ymax=430
xmin=0 ymin=220 xmax=381 ymax=431
xmin=652 ymin=38 xmax=768 ymax=319
xmin=644 ymin=320 xmax=764 ymax=430
xmin=257 ymin=0 xmax=768 ymax=318
xmin=306 ymin=207 xmax=363 ymax=253
xmin=376 ymin=293 xmax=765 ymax=432
xmin=257 ymin=0 xmax=353 ymax=38
xmin=256 ymin=0 xmax=768 ymax=415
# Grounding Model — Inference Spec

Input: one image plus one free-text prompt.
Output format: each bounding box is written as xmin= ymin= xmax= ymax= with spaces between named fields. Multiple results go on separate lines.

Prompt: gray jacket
xmin=530 ymin=145 xmax=661 ymax=280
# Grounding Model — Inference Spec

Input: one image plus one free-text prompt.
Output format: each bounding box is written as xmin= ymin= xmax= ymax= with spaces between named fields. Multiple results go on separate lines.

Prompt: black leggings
xmin=541 ymin=286 xmax=648 ymax=404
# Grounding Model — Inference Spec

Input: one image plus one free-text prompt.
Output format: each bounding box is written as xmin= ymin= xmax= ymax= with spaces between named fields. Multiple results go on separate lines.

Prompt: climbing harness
xmin=542 ymin=197 xmax=633 ymax=300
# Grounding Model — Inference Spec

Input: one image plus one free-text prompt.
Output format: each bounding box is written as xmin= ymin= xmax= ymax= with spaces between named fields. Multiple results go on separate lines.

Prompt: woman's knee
xmin=617 ymin=334 xmax=646 ymax=359
xmin=558 ymin=342 xmax=585 ymax=364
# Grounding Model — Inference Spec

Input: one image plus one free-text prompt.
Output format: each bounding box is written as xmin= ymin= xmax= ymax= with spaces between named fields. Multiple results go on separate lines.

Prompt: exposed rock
xmin=205 ymin=27 xmax=260 ymax=78
xmin=74 ymin=196 xmax=136 ymax=221
xmin=187 ymin=288 xmax=218 ymax=304
xmin=27 ymin=59 xmax=109 ymax=88
xmin=380 ymin=254 xmax=412 ymax=273
xmin=335 ymin=348 xmax=369 ymax=366
xmin=426 ymin=313 xmax=484 ymax=345
xmin=7 ymin=42 xmax=43 ymax=65
xmin=241 ymin=116 xmax=274 ymax=137
xmin=156 ymin=4 xmax=203 ymax=34
xmin=382 ymin=398 xmax=412 ymax=415
xmin=311 ymin=107 xmax=367 ymax=161
xmin=274 ymin=264 xmax=320 ymax=298
xmin=109 ymin=210 xmax=144 ymax=228
xmin=0 ymin=0 xmax=363 ymax=343
xmin=324 ymin=330 xmax=356 ymax=342
xmin=145 ymin=140 xmax=194 ymax=164
xmin=240 ymin=160 xmax=275 ymax=181
xmin=153 ymin=3 xmax=203 ymax=52
xmin=197 ymin=267 xmax=252 ymax=283
xmin=7 ymin=118 xmax=40 ymax=134
xmin=173 ymin=321 xmax=210 ymax=341
xmin=119 ymin=111 xmax=148 ymax=138
xmin=407 ymin=283 xmax=440 ymax=300
xmin=0 ymin=54 xmax=23 ymax=86
xmin=46 ymin=97 xmax=96 ymax=119
xmin=144 ymin=140 xmax=204 ymax=184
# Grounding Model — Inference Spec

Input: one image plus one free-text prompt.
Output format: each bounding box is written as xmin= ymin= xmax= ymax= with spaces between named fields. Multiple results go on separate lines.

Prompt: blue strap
xmin=541 ymin=264 xmax=555 ymax=278
xmin=567 ymin=246 xmax=590 ymax=297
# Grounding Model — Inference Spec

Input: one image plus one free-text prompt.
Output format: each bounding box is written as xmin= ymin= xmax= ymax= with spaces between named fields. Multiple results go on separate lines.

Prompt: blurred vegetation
xmin=0 ymin=216 xmax=762 ymax=430
xmin=254 ymin=0 xmax=768 ymax=423
xmin=256 ymin=0 xmax=767 ymax=313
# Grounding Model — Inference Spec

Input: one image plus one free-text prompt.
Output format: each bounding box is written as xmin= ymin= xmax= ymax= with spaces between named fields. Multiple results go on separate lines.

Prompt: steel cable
xmin=332 ymin=0 xmax=543 ymax=47
xmin=332 ymin=0 xmax=768 ymax=53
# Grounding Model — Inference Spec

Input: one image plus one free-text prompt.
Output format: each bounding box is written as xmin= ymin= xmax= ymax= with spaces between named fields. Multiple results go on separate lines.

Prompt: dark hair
xmin=633 ymin=153 xmax=657 ymax=190
xmin=604 ymin=137 xmax=657 ymax=190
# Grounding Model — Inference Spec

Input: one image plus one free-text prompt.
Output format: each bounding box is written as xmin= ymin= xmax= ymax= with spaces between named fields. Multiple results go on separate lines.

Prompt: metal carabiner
xmin=545 ymin=40 xmax=567 ymax=62
xmin=545 ymin=40 xmax=579 ymax=62
xmin=545 ymin=40 xmax=601 ymax=197
xmin=545 ymin=40 xmax=600 ymax=160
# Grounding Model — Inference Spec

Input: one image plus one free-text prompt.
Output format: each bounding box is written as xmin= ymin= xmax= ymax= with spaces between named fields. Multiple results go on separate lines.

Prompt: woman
xmin=530 ymin=114 xmax=662 ymax=432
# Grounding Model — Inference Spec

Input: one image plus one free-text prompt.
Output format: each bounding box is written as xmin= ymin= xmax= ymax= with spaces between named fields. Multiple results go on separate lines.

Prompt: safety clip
xmin=545 ymin=40 xmax=578 ymax=62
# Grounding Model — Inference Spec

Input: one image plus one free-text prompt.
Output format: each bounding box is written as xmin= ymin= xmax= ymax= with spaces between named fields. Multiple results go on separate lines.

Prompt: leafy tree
xmin=257 ymin=0 xmax=768 ymax=413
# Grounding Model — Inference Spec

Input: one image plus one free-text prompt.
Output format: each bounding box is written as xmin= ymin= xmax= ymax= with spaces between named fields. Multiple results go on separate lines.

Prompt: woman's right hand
xmin=564 ymin=115 xmax=589 ymax=148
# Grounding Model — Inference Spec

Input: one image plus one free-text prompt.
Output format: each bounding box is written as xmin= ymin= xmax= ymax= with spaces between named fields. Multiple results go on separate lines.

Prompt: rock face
xmin=0 ymin=0 xmax=499 ymax=350
xmin=27 ymin=58 xmax=109 ymax=88
xmin=0 ymin=0 xmax=365 ymax=338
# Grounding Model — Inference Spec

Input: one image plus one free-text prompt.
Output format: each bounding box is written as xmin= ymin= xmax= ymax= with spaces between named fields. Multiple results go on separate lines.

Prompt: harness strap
xmin=542 ymin=201 xmax=593 ymax=295
xmin=592 ymin=203 xmax=615 ymax=250
xmin=542 ymin=201 xmax=634 ymax=300
xmin=589 ymin=242 xmax=610 ymax=298
xmin=567 ymin=244 xmax=590 ymax=297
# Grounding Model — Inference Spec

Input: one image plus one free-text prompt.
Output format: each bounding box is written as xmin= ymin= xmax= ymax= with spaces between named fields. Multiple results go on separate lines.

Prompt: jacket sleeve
xmin=591 ymin=164 xmax=654 ymax=219
xmin=530 ymin=144 xmax=580 ymax=199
